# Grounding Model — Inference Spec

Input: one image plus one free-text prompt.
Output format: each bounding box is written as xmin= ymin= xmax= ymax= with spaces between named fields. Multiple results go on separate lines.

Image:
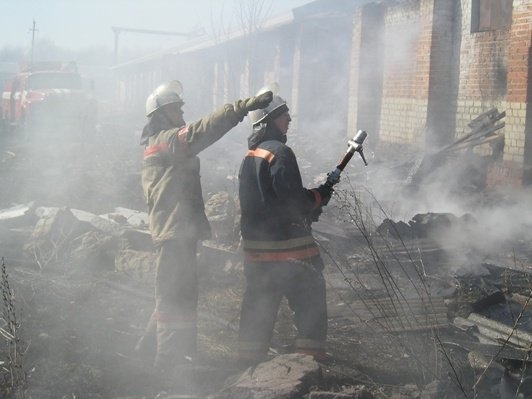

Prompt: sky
xmin=3 ymin=0 xmax=314 ymax=52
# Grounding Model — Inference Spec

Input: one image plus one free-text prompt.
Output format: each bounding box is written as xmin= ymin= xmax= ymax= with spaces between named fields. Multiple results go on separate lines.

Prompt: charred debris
xmin=0 ymin=109 xmax=531 ymax=398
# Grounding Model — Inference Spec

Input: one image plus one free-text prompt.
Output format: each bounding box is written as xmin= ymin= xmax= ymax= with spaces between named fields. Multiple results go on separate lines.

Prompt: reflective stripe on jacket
xmin=242 ymin=236 xmax=320 ymax=261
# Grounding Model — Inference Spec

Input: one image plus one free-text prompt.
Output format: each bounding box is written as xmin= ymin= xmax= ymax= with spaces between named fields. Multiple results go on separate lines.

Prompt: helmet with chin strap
xmin=145 ymin=80 xmax=184 ymax=117
xmin=248 ymin=84 xmax=288 ymax=126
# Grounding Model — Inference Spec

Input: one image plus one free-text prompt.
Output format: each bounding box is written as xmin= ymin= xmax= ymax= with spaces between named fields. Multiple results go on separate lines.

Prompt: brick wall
xmin=454 ymin=0 xmax=511 ymax=141
xmin=452 ymin=0 xmax=532 ymax=186
xmin=374 ymin=0 xmax=530 ymax=186
xmin=378 ymin=0 xmax=433 ymax=148
xmin=507 ymin=0 xmax=531 ymax=103
xmin=504 ymin=0 xmax=532 ymax=186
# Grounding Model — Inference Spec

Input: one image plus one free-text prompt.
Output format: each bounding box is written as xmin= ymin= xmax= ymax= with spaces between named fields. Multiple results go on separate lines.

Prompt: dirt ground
xmin=4 ymin=236 xmax=517 ymax=399
xmin=1 ymin=125 xmax=532 ymax=399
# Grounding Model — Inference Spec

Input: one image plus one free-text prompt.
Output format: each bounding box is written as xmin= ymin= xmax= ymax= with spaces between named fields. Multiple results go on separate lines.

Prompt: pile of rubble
xmin=0 ymin=196 xmax=383 ymax=398
xmin=2 ymin=189 xmax=532 ymax=399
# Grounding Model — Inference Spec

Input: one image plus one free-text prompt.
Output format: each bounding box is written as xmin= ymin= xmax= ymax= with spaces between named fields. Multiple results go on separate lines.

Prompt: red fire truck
xmin=0 ymin=62 xmax=96 ymax=140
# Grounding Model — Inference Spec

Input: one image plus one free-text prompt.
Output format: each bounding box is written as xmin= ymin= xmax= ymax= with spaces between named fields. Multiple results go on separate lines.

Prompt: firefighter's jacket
xmin=239 ymin=126 xmax=322 ymax=262
xmin=142 ymin=102 xmax=247 ymax=244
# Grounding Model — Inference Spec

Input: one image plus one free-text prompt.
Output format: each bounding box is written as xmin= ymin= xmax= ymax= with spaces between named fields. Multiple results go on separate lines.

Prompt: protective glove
xmin=243 ymin=91 xmax=273 ymax=112
xmin=313 ymin=184 xmax=334 ymax=207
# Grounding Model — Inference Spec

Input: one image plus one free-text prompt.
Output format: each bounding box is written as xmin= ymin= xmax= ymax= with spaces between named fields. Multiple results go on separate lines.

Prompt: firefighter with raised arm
xmin=137 ymin=80 xmax=272 ymax=372
xmin=237 ymin=87 xmax=333 ymax=365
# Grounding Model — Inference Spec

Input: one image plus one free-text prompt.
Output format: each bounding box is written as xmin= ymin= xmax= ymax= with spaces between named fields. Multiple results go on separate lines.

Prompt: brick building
xmin=348 ymin=0 xmax=531 ymax=186
xmin=113 ymin=0 xmax=531 ymax=186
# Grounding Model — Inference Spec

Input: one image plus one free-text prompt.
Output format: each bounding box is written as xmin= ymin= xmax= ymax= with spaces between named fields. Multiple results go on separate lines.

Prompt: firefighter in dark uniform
xmin=138 ymin=80 xmax=272 ymax=371
xmin=237 ymin=87 xmax=333 ymax=364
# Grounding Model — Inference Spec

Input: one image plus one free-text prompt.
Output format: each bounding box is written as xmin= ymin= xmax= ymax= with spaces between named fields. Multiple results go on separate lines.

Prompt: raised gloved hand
xmin=313 ymin=184 xmax=334 ymax=207
xmin=243 ymin=91 xmax=273 ymax=112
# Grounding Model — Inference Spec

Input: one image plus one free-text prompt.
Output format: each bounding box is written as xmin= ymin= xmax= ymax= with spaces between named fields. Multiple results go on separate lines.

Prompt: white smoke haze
xmin=0 ymin=0 xmax=531 ymax=397
xmin=384 ymin=21 xmax=421 ymax=69
xmin=355 ymin=153 xmax=532 ymax=274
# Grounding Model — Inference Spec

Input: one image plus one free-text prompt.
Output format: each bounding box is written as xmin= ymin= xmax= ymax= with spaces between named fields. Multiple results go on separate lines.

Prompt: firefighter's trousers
xmin=238 ymin=259 xmax=327 ymax=363
xmin=152 ymin=238 xmax=198 ymax=370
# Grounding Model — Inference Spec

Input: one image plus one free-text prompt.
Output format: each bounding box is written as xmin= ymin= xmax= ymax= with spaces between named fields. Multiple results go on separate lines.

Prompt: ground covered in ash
xmin=1 ymin=125 xmax=532 ymax=399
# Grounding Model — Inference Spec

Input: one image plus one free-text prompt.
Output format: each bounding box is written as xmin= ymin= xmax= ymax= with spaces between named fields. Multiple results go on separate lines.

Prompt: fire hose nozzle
xmin=324 ymin=130 xmax=369 ymax=188
xmin=354 ymin=129 xmax=368 ymax=144
xmin=348 ymin=130 xmax=367 ymax=151
xmin=349 ymin=130 xmax=368 ymax=166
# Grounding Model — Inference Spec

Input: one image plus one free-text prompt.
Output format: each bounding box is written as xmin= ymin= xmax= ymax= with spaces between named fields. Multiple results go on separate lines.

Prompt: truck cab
xmin=1 ymin=62 xmax=96 ymax=140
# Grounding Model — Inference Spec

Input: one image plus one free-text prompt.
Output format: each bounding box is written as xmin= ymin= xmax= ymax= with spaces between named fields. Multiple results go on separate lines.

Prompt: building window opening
xmin=471 ymin=0 xmax=513 ymax=33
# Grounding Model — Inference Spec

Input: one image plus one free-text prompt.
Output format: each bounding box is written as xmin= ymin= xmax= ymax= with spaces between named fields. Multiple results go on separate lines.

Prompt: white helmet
xmin=145 ymin=80 xmax=184 ymax=117
xmin=248 ymin=85 xmax=288 ymax=126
